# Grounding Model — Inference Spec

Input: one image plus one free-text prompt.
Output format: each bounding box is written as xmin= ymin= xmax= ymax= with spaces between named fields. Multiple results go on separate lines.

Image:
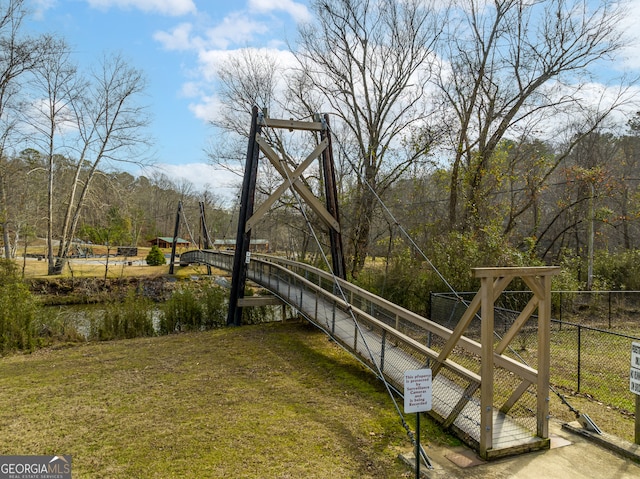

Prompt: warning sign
xmin=631 ymin=342 xmax=640 ymax=396
xmin=630 ymin=368 xmax=640 ymax=396
xmin=404 ymin=369 xmax=432 ymax=413
xmin=632 ymin=342 xmax=640 ymax=369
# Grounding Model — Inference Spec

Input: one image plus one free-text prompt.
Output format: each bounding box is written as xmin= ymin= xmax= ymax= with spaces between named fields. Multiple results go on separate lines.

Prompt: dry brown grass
xmin=0 ymin=321 xmax=423 ymax=478
xmin=18 ymin=245 xmax=208 ymax=280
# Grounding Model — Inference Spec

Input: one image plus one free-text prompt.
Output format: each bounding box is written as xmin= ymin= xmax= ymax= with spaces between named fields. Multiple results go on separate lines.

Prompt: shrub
xmin=355 ymin=231 xmax=537 ymax=315
xmin=0 ymin=260 xmax=39 ymax=354
xmin=159 ymin=281 xmax=228 ymax=333
xmin=146 ymin=245 xmax=166 ymax=266
xmin=89 ymin=290 xmax=155 ymax=341
xmin=594 ymin=249 xmax=640 ymax=290
xmin=201 ymin=283 xmax=228 ymax=328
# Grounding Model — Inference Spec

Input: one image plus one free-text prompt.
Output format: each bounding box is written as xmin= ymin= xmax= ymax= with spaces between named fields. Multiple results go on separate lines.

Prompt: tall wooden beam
xmin=479 ymin=275 xmax=495 ymax=455
xmin=537 ymin=274 xmax=553 ymax=439
xmin=226 ymin=107 xmax=347 ymax=324
xmin=199 ymin=201 xmax=212 ymax=275
xmin=168 ymin=201 xmax=182 ymax=275
xmin=321 ymin=113 xmax=346 ymax=280
xmin=471 ymin=266 xmax=559 ymax=459
xmin=227 ymin=107 xmax=262 ymax=326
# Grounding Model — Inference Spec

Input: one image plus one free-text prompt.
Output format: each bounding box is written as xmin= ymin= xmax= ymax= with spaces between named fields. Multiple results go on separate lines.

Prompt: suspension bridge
xmin=177 ymin=107 xmax=560 ymax=462
xmin=181 ymin=249 xmax=558 ymax=461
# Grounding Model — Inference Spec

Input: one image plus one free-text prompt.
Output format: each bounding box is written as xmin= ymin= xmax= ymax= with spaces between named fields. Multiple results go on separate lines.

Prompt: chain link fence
xmin=555 ymin=290 xmax=640 ymax=329
xmin=431 ymin=292 xmax=640 ymax=436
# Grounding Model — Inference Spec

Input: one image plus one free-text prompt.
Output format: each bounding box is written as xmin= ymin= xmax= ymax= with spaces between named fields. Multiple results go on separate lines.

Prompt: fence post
xmin=559 ymin=292 xmax=563 ymax=329
xmin=636 ymin=395 xmax=640 ymax=445
xmin=332 ymin=301 xmax=336 ymax=335
xmin=380 ymin=330 xmax=386 ymax=373
xmin=429 ymin=292 xmax=433 ymax=321
xmin=577 ymin=325 xmax=582 ymax=392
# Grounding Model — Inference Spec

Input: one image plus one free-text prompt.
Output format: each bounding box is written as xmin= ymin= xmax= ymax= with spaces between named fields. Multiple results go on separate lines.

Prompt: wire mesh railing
xmin=180 ymin=251 xmax=553 ymax=458
xmin=431 ymin=292 xmax=640 ymax=437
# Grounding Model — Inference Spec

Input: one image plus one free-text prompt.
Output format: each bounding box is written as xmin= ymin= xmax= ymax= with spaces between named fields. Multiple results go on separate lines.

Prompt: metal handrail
xmin=180 ymin=249 xmax=547 ymax=457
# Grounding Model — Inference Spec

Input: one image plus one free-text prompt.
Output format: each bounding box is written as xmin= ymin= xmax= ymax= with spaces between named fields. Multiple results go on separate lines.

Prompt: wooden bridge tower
xmin=227 ymin=106 xmax=346 ymax=326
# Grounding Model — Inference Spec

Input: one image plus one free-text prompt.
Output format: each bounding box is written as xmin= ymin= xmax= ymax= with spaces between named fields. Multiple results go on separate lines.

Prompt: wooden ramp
xmin=180 ymin=250 xmax=558 ymax=459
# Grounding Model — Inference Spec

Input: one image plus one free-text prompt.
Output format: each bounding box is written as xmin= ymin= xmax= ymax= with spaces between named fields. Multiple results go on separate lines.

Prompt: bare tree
xmin=208 ymin=48 xmax=327 ymax=261
xmin=437 ymin=0 xmax=634 ymax=231
xmin=0 ymin=0 xmax=59 ymax=258
xmin=51 ymin=54 xmax=151 ymax=274
xmin=212 ymin=48 xmax=282 ymax=139
xmin=26 ymin=37 xmax=79 ymax=273
xmin=294 ymin=0 xmax=442 ymax=277
xmin=27 ymin=51 xmax=151 ymax=274
xmin=208 ymin=47 xmax=303 ymax=196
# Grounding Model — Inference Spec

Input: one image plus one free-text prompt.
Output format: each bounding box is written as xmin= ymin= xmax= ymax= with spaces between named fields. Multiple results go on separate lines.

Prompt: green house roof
xmin=152 ymin=237 xmax=191 ymax=244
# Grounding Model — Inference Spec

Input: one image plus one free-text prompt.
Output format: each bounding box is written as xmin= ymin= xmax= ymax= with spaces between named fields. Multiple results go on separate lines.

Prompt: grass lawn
xmin=0 ymin=320 xmax=441 ymax=478
xmin=19 ymin=245 xmax=181 ymax=280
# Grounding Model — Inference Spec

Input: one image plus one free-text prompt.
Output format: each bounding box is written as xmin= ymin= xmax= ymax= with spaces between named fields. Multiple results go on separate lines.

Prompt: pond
xmin=43 ymin=303 xmax=163 ymax=339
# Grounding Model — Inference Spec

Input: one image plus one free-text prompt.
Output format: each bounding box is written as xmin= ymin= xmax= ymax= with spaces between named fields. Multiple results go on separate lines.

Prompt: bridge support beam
xmin=319 ymin=113 xmax=346 ymax=280
xmin=227 ymin=107 xmax=262 ymax=326
xmin=473 ymin=266 xmax=560 ymax=460
xmin=168 ymin=201 xmax=182 ymax=275
xmin=227 ymin=107 xmax=346 ymax=326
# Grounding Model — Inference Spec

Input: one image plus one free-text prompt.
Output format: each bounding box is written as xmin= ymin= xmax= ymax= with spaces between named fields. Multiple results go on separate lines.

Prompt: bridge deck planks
xmin=180 ymin=250 xmax=548 ymax=458
xmin=258 ymin=272 xmax=545 ymax=457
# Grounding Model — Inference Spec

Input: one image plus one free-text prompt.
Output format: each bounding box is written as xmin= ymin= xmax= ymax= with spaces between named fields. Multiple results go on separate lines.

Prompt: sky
xmin=23 ymin=0 xmax=640 ymax=203
xmin=25 ymin=0 xmax=312 ymax=202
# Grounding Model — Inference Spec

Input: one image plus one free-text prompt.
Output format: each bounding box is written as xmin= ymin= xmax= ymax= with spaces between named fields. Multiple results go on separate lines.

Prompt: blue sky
xmin=25 ymin=0 xmax=311 ymax=200
xmin=23 ymin=0 xmax=640 ymax=201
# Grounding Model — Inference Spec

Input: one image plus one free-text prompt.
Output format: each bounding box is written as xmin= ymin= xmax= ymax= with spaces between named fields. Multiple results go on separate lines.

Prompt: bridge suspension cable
xmin=221 ymin=191 xmax=241 ymax=243
xmin=259 ymin=115 xmax=433 ymax=469
xmin=326 ymin=115 xmax=592 ymax=431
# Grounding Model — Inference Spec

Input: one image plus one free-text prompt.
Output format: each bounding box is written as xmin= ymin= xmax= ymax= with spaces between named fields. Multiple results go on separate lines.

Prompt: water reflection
xmin=44 ymin=303 xmax=162 ymax=339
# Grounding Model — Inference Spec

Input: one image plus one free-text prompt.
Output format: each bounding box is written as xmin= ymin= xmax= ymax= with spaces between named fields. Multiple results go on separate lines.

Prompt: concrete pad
xmin=549 ymin=433 xmax=572 ymax=449
xmin=399 ymin=420 xmax=640 ymax=479
xmin=444 ymin=448 xmax=486 ymax=468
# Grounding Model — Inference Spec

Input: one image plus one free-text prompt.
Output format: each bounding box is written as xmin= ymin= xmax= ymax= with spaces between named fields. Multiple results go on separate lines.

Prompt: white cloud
xmin=248 ymin=0 xmax=311 ymax=23
xmin=152 ymin=2 xmax=307 ymax=123
xmin=203 ymin=12 xmax=270 ymax=50
xmin=186 ymin=47 xmax=298 ymax=122
xmin=619 ymin=0 xmax=640 ymax=71
xmin=189 ymin=93 xmax=221 ymax=123
xmin=32 ymin=0 xmax=57 ymax=20
xmin=154 ymin=11 xmax=269 ymax=52
xmin=153 ymin=162 xmax=243 ymax=203
xmin=180 ymin=81 xmax=204 ymax=99
xmin=86 ymin=0 xmax=197 ymax=16
xmin=153 ymin=23 xmax=200 ymax=51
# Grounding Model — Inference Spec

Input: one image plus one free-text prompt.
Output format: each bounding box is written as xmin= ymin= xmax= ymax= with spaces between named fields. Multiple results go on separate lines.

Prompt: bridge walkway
xmin=180 ymin=250 xmax=557 ymax=460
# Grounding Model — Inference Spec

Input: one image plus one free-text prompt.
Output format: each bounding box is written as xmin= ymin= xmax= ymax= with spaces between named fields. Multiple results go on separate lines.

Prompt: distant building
xmin=149 ymin=237 xmax=192 ymax=248
xmin=212 ymin=239 xmax=270 ymax=253
xmin=117 ymin=247 xmax=138 ymax=256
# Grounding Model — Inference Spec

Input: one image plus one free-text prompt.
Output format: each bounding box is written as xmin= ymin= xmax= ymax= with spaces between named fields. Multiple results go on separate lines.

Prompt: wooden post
xmin=537 ymin=274 xmax=552 ymax=439
xmin=473 ymin=266 xmax=559 ymax=458
xmin=633 ymin=341 xmax=640 ymax=444
xmin=168 ymin=201 xmax=182 ymax=275
xmin=480 ymin=275 xmax=495 ymax=457
xmin=635 ymin=395 xmax=640 ymax=445
xmin=320 ymin=113 xmax=346 ymax=280
xmin=227 ymin=107 xmax=262 ymax=326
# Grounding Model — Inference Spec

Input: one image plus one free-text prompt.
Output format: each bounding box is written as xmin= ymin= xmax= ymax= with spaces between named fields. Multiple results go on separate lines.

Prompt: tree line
xmin=0 ymin=1 xmax=233 ymax=273
xmin=208 ymin=0 xmax=640 ymax=294
xmin=1 ymin=148 xmax=233 ymax=261
xmin=3 ymin=0 xmax=640 ymax=295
